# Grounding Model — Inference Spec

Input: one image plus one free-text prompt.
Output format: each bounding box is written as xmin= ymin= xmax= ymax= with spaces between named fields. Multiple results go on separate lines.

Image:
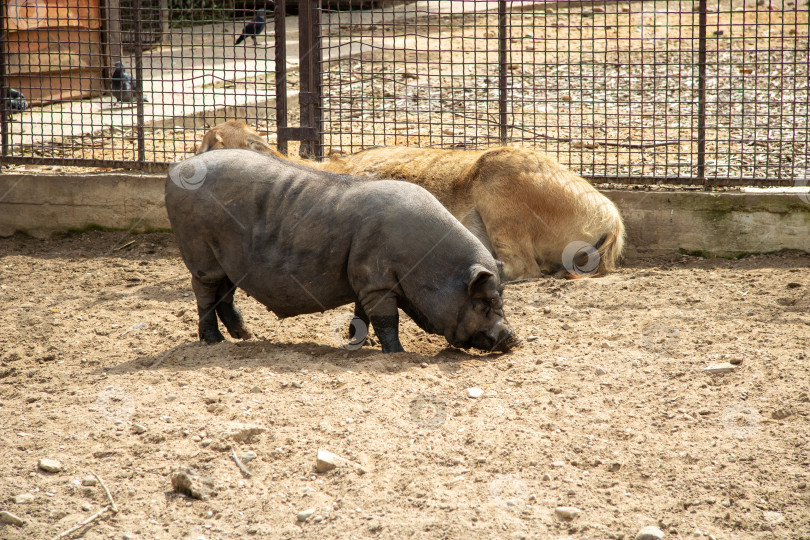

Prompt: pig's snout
xmin=467 ymin=320 xmax=521 ymax=353
xmin=489 ymin=320 xmax=521 ymax=352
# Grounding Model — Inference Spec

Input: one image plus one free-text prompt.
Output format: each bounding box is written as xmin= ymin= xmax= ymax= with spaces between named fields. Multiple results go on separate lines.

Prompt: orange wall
xmin=4 ymin=0 xmax=106 ymax=104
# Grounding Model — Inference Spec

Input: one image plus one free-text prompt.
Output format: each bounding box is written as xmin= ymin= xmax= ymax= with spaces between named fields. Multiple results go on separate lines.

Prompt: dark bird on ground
xmin=5 ymin=88 xmax=28 ymax=112
xmin=111 ymin=61 xmax=147 ymax=103
xmin=235 ymin=9 xmax=267 ymax=45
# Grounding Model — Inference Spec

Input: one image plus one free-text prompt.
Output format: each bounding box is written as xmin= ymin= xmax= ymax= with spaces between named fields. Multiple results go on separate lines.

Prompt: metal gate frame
xmin=275 ymin=0 xmax=323 ymax=159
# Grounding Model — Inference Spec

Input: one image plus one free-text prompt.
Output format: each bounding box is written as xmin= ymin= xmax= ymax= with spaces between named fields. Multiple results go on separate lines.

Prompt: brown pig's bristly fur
xmin=196 ymin=120 xmax=287 ymax=158
xmin=322 ymin=146 xmax=625 ymax=281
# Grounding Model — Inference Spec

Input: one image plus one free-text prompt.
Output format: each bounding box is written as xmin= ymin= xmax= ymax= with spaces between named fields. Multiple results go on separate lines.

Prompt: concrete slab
xmin=2 ymin=173 xmax=808 ymax=259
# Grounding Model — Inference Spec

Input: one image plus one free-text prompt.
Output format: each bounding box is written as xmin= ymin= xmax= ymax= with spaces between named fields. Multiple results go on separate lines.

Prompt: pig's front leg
xmin=371 ymin=313 xmax=405 ymax=353
xmin=357 ymin=292 xmax=404 ymax=353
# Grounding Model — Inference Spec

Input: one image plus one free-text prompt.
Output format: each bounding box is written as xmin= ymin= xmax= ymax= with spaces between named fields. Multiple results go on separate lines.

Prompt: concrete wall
xmin=0 ymin=173 xmax=170 ymax=237
xmin=1 ymin=173 xmax=809 ymax=257
xmin=604 ymin=190 xmax=810 ymax=257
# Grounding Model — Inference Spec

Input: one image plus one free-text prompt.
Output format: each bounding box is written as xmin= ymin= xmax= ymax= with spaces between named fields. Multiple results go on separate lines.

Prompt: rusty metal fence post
xmin=276 ymin=0 xmax=322 ymax=158
xmin=274 ymin=0 xmax=288 ymax=156
xmin=498 ymin=0 xmax=507 ymax=145
xmin=0 ymin=1 xmax=7 ymax=162
xmin=697 ymin=0 xmax=708 ymax=190
xmin=298 ymin=0 xmax=323 ymax=158
xmin=134 ymin=0 xmax=146 ymax=163
xmin=310 ymin=0 xmax=323 ymax=159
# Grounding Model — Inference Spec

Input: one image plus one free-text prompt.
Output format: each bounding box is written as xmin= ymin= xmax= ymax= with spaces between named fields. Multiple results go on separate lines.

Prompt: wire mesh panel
xmin=319 ymin=0 xmax=810 ymax=186
xmin=0 ymin=0 xmax=277 ymax=169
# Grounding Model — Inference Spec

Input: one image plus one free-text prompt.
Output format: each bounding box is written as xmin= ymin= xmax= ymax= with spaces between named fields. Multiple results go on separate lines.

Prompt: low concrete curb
xmin=0 ymin=173 xmax=170 ymax=237
xmin=2 ymin=173 xmax=809 ymax=257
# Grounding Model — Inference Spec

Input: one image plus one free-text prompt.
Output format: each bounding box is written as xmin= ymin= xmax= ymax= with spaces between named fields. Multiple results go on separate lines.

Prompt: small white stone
xmin=0 ymin=511 xmax=25 ymax=527
xmin=466 ymin=388 xmax=483 ymax=399
xmin=595 ymin=366 xmax=607 ymax=375
xmin=38 ymin=458 xmax=62 ymax=473
xmin=703 ymin=362 xmax=736 ymax=374
xmin=551 ymin=460 xmax=565 ymax=468
xmin=316 ymin=449 xmax=348 ymax=473
xmin=763 ymin=511 xmax=784 ymax=524
xmin=223 ymin=423 xmax=267 ymax=443
xmin=240 ymin=451 xmax=257 ymax=463
xmin=635 ymin=525 xmax=666 ymax=540
xmin=82 ymin=476 xmax=97 ymax=486
xmin=297 ymin=508 xmax=315 ymax=522
xmin=554 ymin=506 xmax=581 ymax=520
xmin=132 ymin=424 xmax=147 ymax=434
xmin=13 ymin=493 xmax=34 ymax=504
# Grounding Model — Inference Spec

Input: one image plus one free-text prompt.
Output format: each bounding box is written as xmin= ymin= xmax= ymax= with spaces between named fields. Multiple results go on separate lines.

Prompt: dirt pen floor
xmin=0 ymin=231 xmax=809 ymax=539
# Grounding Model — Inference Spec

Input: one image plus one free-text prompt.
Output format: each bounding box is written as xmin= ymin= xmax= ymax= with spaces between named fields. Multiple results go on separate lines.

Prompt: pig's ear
xmin=495 ymin=260 xmax=506 ymax=283
xmin=468 ymin=266 xmax=497 ymax=299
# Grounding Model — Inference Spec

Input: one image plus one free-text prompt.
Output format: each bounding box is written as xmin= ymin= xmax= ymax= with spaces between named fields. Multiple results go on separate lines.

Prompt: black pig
xmin=165 ymin=149 xmax=520 ymax=354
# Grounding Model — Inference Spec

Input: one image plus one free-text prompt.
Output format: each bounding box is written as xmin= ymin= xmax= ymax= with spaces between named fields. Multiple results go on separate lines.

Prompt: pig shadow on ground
xmin=108 ymin=338 xmax=507 ymax=378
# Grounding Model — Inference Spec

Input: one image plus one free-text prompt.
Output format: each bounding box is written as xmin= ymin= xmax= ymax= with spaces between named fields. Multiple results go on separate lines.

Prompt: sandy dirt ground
xmin=0 ymin=231 xmax=808 ymax=539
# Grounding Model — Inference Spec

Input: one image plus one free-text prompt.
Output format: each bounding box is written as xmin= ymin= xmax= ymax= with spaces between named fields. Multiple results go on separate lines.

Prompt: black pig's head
xmin=449 ymin=265 xmax=520 ymax=353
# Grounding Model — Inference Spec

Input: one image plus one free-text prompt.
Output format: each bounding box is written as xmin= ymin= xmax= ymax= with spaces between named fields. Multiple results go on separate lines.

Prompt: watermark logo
xmin=641 ymin=321 xmax=680 ymax=355
xmin=561 ymin=240 xmax=600 ymax=277
xmin=96 ymin=385 xmax=135 ymax=422
xmin=409 ymin=394 xmax=447 ymax=430
xmin=402 ymin=84 xmax=440 ymax=113
xmin=722 ymin=402 xmax=761 ymax=439
xmin=489 ymin=474 xmax=528 ymax=511
xmin=328 ymin=313 xmax=367 ymax=351
xmin=7 ymin=0 xmax=47 ymax=30
xmin=637 ymin=4 xmax=671 ymax=41
xmin=795 ymin=170 xmax=810 ymax=205
xmin=169 ymin=159 xmax=208 ymax=191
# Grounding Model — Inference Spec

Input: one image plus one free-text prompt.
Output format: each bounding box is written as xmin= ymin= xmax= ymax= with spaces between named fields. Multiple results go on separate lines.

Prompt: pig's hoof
xmin=381 ymin=343 xmax=406 ymax=354
xmin=217 ymin=304 xmax=251 ymax=340
xmin=200 ymin=328 xmax=225 ymax=344
xmin=228 ymin=326 xmax=252 ymax=340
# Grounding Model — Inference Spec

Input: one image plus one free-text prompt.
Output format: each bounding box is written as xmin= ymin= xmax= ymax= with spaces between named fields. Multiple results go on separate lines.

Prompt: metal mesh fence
xmin=0 ymin=0 xmax=277 ymax=169
xmin=319 ymin=0 xmax=810 ymax=186
xmin=0 ymin=0 xmax=808 ymax=187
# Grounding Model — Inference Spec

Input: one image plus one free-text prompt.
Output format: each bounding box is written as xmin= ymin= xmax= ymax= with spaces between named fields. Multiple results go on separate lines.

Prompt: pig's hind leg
xmin=191 ymin=275 xmax=252 ymax=343
xmin=192 ymin=276 xmax=226 ymax=344
xmin=214 ymin=277 xmax=252 ymax=340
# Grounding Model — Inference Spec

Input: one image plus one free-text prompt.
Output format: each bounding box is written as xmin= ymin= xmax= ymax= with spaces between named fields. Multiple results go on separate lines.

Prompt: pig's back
xmin=165 ymin=150 xmax=366 ymax=315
